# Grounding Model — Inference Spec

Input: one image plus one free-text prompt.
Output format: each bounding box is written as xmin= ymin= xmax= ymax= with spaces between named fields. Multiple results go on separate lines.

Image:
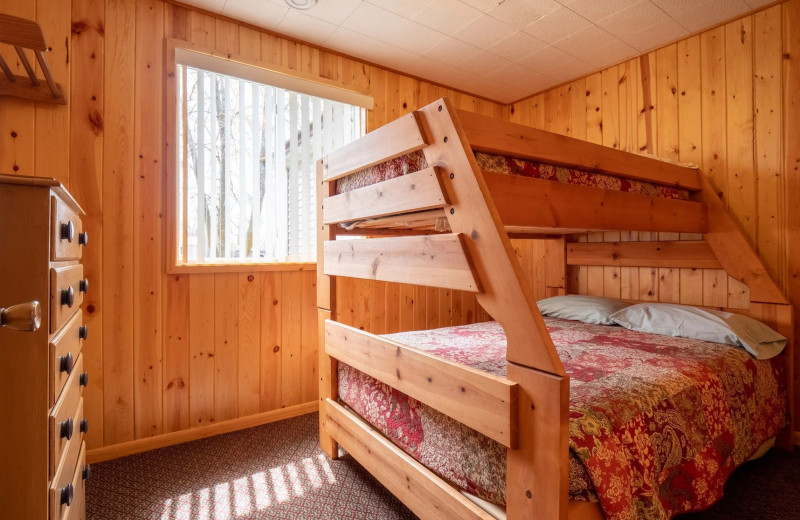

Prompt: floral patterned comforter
xmin=338 ymin=318 xmax=786 ymax=520
xmin=334 ymin=150 xmax=690 ymax=200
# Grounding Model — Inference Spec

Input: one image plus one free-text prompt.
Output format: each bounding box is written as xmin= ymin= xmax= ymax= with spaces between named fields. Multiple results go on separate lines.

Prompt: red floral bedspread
xmin=338 ymin=318 xmax=786 ymax=520
xmin=334 ymin=150 xmax=689 ymax=200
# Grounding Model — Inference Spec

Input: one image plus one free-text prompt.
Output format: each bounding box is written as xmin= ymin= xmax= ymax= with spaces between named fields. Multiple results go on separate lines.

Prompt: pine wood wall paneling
xmin=260 ymin=272 xmax=282 ymax=412
xmin=237 ymin=272 xmax=261 ymax=417
xmin=100 ymin=0 xmax=134 ymax=448
xmin=35 ymin=0 xmax=71 ymax=186
xmin=755 ymin=7 xmax=786 ymax=291
xmin=134 ymin=0 xmax=164 ymax=440
xmin=0 ymin=1 xmax=35 ymax=176
xmin=71 ymin=0 xmax=106 ymax=448
xmin=784 ymin=0 xmax=800 ymax=430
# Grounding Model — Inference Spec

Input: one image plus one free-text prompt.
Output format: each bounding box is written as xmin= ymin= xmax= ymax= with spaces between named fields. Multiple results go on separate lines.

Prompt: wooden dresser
xmin=0 ymin=174 xmax=90 ymax=519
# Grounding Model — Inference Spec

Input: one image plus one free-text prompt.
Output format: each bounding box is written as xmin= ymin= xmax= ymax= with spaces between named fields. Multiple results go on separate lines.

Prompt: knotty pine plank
xmin=725 ymin=17 xmax=757 ymax=243
xmin=237 ymin=272 xmax=262 ymax=417
xmin=280 ymin=271 xmax=303 ymax=408
xmin=0 ymin=0 xmax=35 ymax=176
xmin=655 ymin=45 xmax=679 ymax=162
xmin=188 ymin=10 xmax=215 ymax=47
xmin=701 ymin=27 xmax=728 ymax=202
xmin=133 ymin=0 xmax=164 ymax=440
xmin=301 ymin=270 xmax=318 ymax=404
xmin=163 ymin=274 xmax=190 ymax=433
xmin=71 ymin=0 xmax=106 ymax=448
xmin=189 ymin=274 xmax=215 ymax=426
xmin=678 ymin=36 xmax=702 ymax=166
xmin=260 ymin=272 xmax=282 ymax=412
xmin=213 ymin=274 xmax=238 ymax=423
xmin=34 ymin=0 xmax=71 ymax=186
xmin=754 ymin=6 xmax=786 ymax=291
xmin=101 ymin=0 xmax=135 ymax=447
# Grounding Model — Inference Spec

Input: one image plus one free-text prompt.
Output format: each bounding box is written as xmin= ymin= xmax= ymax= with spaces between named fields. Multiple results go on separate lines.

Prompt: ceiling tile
xmin=516 ymin=45 xmax=572 ymax=70
xmin=423 ymin=37 xmax=482 ymax=65
xmin=552 ymin=25 xmax=618 ymax=57
xmin=597 ymin=1 xmax=669 ymax=40
xmin=671 ymin=0 xmax=750 ymax=32
xmin=622 ymin=17 xmax=689 ymax=52
xmin=186 ymin=0 xmax=225 ymax=13
xmin=485 ymin=61 xmax=535 ymax=84
xmin=413 ymin=0 xmax=484 ymax=35
xmin=460 ymin=0 xmax=503 ymax=12
xmin=649 ymin=0 xmax=710 ymax=18
xmin=452 ymin=13 xmax=517 ymax=49
xmin=303 ymin=0 xmax=363 ymax=25
xmin=579 ymin=38 xmax=638 ymax=69
xmin=402 ymin=56 xmax=452 ymax=79
xmin=562 ymin=0 xmax=641 ymax=22
xmin=745 ymin=0 xmax=774 ymax=7
xmin=486 ymin=31 xmax=548 ymax=62
xmin=341 ymin=3 xmax=408 ymax=41
xmin=493 ymin=85 xmax=531 ymax=103
xmin=458 ymin=51 xmax=511 ymax=75
xmin=509 ymin=69 xmax=555 ymax=91
xmin=541 ymin=56 xmax=594 ymax=81
xmin=323 ymin=27 xmax=387 ymax=57
xmin=365 ymin=0 xmax=434 ymax=18
xmin=487 ymin=0 xmax=561 ymax=29
xmin=522 ymin=7 xmax=591 ymax=44
xmin=275 ymin=9 xmax=338 ymax=43
xmin=382 ymin=20 xmax=448 ymax=54
xmin=221 ymin=0 xmax=288 ymax=30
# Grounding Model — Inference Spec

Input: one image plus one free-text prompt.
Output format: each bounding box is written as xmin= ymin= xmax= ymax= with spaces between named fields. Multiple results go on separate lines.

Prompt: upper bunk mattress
xmin=335 ymin=150 xmax=690 ymax=200
xmin=337 ymin=317 xmax=787 ymax=520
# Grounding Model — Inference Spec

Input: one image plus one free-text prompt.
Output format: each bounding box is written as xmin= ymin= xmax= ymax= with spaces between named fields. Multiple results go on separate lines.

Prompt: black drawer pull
xmin=78 ymin=231 xmax=88 ymax=246
xmin=59 ymin=352 xmax=74 ymax=375
xmin=80 ymin=418 xmax=89 ymax=434
xmin=79 ymin=325 xmax=88 ymax=340
xmin=79 ymin=372 xmax=89 ymax=387
xmin=61 ymin=286 xmax=74 ymax=308
xmin=59 ymin=483 xmax=73 ymax=506
xmin=61 ymin=221 xmax=74 ymax=242
xmin=60 ymin=417 xmax=74 ymax=440
xmin=82 ymin=465 xmax=92 ymax=481
xmin=79 ymin=278 xmax=88 ymax=294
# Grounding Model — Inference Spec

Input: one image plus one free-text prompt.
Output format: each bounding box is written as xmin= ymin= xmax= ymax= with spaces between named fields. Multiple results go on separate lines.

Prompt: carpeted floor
xmin=88 ymin=412 xmax=800 ymax=519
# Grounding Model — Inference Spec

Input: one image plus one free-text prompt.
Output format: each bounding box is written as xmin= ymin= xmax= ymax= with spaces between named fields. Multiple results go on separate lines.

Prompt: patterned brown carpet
xmin=88 ymin=412 xmax=799 ymax=520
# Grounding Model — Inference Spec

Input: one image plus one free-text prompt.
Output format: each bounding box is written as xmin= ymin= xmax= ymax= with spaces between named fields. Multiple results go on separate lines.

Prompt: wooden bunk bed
xmin=315 ymin=97 xmax=794 ymax=520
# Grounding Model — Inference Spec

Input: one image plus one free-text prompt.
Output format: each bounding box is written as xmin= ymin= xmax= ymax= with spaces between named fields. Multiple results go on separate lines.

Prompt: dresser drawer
xmin=49 ymin=354 xmax=86 ymax=478
xmin=50 ymin=265 xmax=85 ymax=333
xmin=51 ymin=196 xmax=84 ymax=262
xmin=50 ymin=311 xmax=85 ymax=406
xmin=50 ymin=441 xmax=87 ymax=520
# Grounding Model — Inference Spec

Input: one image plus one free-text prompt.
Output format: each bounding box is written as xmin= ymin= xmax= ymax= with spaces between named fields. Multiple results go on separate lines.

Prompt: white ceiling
xmin=184 ymin=0 xmax=772 ymax=103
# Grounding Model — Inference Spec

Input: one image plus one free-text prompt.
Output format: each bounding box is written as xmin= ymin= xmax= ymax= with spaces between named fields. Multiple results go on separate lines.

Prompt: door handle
xmin=0 ymin=301 xmax=41 ymax=332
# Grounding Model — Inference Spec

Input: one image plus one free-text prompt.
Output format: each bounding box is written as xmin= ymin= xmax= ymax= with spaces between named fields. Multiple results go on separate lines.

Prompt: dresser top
xmin=0 ymin=173 xmax=85 ymax=215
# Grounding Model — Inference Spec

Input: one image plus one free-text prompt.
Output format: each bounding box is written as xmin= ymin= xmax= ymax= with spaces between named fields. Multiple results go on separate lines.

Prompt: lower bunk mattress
xmin=337 ymin=317 xmax=787 ymax=520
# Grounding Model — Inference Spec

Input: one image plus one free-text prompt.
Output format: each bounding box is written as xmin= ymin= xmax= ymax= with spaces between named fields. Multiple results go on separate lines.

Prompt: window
xmin=171 ymin=46 xmax=369 ymax=268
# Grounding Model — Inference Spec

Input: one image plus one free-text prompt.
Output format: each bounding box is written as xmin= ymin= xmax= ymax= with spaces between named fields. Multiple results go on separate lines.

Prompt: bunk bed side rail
xmin=487 ymin=172 xmax=709 ymax=234
xmin=457 ymin=109 xmax=702 ymax=192
xmin=325 ymin=320 xmax=518 ymax=447
xmin=322 ymin=111 xmax=427 ymax=182
xmin=567 ymin=241 xmax=723 ymax=269
xmin=323 ymin=233 xmax=482 ymax=292
xmin=323 ymin=166 xmax=448 ymax=224
xmin=325 ymin=399 xmax=495 ymax=520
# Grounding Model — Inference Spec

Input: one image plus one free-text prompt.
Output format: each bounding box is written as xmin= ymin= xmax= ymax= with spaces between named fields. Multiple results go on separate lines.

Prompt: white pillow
xmin=537 ymin=295 xmax=632 ymax=325
xmin=609 ymin=303 xmax=787 ymax=360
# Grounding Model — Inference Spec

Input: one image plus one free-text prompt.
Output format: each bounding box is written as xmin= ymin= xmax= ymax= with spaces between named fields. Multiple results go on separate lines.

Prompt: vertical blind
xmin=176 ymin=63 xmax=365 ymax=264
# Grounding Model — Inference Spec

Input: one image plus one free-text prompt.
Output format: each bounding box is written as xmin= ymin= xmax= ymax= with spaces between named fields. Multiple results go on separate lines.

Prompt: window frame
xmin=164 ymin=38 xmax=372 ymax=274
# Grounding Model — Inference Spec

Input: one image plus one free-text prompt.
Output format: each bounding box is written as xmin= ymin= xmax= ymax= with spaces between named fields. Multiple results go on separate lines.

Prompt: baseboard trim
xmin=87 ymin=401 xmax=319 ymax=464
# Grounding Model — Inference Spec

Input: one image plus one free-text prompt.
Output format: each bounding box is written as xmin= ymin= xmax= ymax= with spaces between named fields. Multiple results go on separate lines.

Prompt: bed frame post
xmin=317 ymin=158 xmax=339 ymax=459
xmin=506 ymin=364 xmax=570 ymax=520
